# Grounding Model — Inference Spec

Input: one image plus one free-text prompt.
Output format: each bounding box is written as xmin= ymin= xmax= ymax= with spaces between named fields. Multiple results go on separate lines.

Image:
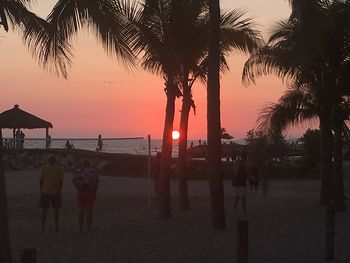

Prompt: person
xmin=65 ymin=140 xmax=74 ymax=150
xmin=97 ymin=134 xmax=103 ymax=152
xmin=261 ymin=162 xmax=270 ymax=197
xmin=232 ymin=151 xmax=248 ymax=214
xmin=72 ymin=160 xmax=99 ymax=231
xmin=20 ymin=130 xmax=25 ymax=149
xmin=151 ymin=152 xmax=161 ymax=202
xmin=15 ymin=129 xmax=21 ymax=149
xmin=47 ymin=135 xmax=52 ymax=149
xmin=39 ymin=155 xmax=64 ymax=232
xmin=249 ymin=164 xmax=259 ymax=196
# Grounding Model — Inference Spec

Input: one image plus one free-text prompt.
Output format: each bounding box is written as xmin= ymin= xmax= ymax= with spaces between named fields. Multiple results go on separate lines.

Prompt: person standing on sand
xmin=249 ymin=164 xmax=259 ymax=196
xmin=232 ymin=152 xmax=248 ymax=214
xmin=72 ymin=160 xmax=99 ymax=231
xmin=97 ymin=134 xmax=103 ymax=152
xmin=39 ymin=155 xmax=64 ymax=232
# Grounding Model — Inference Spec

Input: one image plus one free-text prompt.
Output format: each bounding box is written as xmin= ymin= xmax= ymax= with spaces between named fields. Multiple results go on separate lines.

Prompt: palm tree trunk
xmin=0 ymin=130 xmax=12 ymax=263
xmin=178 ymin=85 xmax=191 ymax=210
xmin=159 ymin=79 xmax=176 ymax=218
xmin=333 ymin=110 xmax=345 ymax=211
xmin=319 ymin=104 xmax=333 ymax=206
xmin=207 ymin=0 xmax=225 ymax=229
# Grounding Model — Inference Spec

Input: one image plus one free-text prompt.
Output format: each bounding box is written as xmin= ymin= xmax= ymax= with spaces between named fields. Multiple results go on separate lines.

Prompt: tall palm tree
xmin=129 ymin=0 xmax=184 ymax=217
xmin=242 ymin=0 xmax=350 ymax=206
xmin=0 ymin=1 xmax=72 ymax=262
xmin=207 ymin=0 xmax=225 ymax=229
xmin=257 ymin=84 xmax=350 ymax=210
xmin=176 ymin=7 xmax=261 ymax=210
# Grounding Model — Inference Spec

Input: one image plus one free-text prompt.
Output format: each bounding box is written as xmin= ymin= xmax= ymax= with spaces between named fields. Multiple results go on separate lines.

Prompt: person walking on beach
xmin=249 ymin=164 xmax=259 ymax=196
xmin=39 ymin=155 xmax=64 ymax=232
xmin=72 ymin=160 xmax=99 ymax=231
xmin=232 ymin=152 xmax=248 ymax=214
xmin=97 ymin=134 xmax=103 ymax=152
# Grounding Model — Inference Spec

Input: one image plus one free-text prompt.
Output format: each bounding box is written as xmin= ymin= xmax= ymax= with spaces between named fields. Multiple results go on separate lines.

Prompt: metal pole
xmin=148 ymin=134 xmax=151 ymax=208
xmin=45 ymin=128 xmax=49 ymax=150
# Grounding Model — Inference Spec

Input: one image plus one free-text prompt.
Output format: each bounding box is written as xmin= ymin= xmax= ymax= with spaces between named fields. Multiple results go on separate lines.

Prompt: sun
xmin=172 ymin=130 xmax=180 ymax=140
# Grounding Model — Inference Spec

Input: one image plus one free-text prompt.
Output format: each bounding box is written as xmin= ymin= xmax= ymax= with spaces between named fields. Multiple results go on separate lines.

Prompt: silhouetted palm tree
xmin=257 ymin=84 xmax=350 ymax=211
xmin=0 ymin=1 xmax=71 ymax=262
xmin=176 ymin=7 xmax=261 ymax=210
xmin=243 ymin=0 xmax=350 ymax=207
xmin=244 ymin=1 xmax=350 ymax=259
xmin=207 ymin=0 xmax=225 ymax=229
xmin=129 ymin=0 xmax=184 ymax=217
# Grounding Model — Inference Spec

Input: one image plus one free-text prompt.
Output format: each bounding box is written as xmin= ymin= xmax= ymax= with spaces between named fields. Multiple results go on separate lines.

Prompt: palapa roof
xmin=0 ymin=105 xmax=53 ymax=129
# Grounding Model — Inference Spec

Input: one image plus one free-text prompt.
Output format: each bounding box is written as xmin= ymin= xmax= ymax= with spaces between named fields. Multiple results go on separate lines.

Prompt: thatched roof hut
xmin=0 ymin=105 xmax=52 ymax=129
xmin=0 ymin=105 xmax=53 ymax=149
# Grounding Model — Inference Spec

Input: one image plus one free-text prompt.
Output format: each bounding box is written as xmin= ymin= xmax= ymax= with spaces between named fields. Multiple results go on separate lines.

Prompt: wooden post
xmin=20 ymin=248 xmax=37 ymax=263
xmin=324 ymin=204 xmax=335 ymax=260
xmin=45 ymin=128 xmax=49 ymax=150
xmin=237 ymin=219 xmax=248 ymax=263
xmin=12 ymin=128 xmax=15 ymax=149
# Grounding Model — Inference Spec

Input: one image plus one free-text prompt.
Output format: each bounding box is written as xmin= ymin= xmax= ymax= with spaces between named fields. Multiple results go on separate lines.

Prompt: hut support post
xmin=12 ymin=128 xmax=15 ymax=149
xmin=45 ymin=128 xmax=49 ymax=150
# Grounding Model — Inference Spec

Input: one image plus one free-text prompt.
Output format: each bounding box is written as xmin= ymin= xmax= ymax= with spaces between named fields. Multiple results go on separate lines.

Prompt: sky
xmin=0 ymin=0 xmax=313 ymax=140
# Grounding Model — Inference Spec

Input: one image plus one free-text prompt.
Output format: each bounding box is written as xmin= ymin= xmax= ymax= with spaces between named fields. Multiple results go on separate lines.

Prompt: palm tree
xmin=242 ymin=0 xmax=350 ymax=206
xmin=129 ymin=0 xmax=184 ymax=217
xmin=257 ymin=84 xmax=350 ymax=209
xmin=176 ymin=8 xmax=261 ymax=210
xmin=0 ymin=1 xmax=72 ymax=262
xmin=207 ymin=0 xmax=225 ymax=229
xmin=243 ymin=1 xmax=350 ymax=259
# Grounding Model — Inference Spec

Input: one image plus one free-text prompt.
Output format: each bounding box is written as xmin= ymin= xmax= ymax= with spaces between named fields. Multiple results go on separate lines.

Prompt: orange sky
xmin=0 ymin=0 xmax=313 ymax=140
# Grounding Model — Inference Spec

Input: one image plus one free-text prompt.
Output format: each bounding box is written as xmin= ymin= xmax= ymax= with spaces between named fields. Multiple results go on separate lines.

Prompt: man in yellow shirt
xmin=40 ymin=155 xmax=64 ymax=232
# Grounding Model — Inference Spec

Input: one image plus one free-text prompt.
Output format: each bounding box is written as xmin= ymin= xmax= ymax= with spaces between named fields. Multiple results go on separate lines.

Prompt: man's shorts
xmin=40 ymin=194 xmax=62 ymax=209
xmin=77 ymin=189 xmax=97 ymax=208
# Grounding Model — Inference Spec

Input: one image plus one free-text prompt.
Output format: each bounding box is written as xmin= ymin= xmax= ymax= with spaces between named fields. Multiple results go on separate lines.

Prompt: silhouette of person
xmin=65 ymin=140 xmax=74 ymax=150
xmin=39 ymin=155 xmax=64 ymax=232
xmin=232 ymin=151 xmax=248 ymax=214
xmin=47 ymin=135 xmax=52 ymax=149
xmin=72 ymin=160 xmax=99 ymax=231
xmin=20 ymin=130 xmax=25 ymax=149
xmin=97 ymin=134 xmax=103 ymax=152
xmin=15 ymin=129 xmax=21 ymax=149
xmin=249 ymin=164 xmax=259 ymax=196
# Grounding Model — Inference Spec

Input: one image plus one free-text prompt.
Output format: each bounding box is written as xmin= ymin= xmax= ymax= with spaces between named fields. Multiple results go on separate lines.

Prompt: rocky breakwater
xmin=2 ymin=149 xmax=149 ymax=177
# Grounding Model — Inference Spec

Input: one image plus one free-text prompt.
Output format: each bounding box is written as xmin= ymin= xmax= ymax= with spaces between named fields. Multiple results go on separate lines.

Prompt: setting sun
xmin=172 ymin=130 xmax=180 ymax=140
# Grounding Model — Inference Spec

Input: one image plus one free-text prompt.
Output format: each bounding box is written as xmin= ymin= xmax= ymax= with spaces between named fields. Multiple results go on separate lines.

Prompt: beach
xmin=5 ymin=168 xmax=350 ymax=263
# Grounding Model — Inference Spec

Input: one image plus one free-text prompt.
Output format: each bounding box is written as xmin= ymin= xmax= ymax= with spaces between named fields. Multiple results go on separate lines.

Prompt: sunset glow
xmin=0 ymin=0 xmax=310 ymax=140
xmin=172 ymin=130 xmax=180 ymax=140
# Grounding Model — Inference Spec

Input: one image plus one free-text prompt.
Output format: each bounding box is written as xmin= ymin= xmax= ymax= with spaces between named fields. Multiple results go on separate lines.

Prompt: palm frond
xmin=47 ymin=0 xmax=136 ymax=68
xmin=257 ymin=84 xmax=318 ymax=135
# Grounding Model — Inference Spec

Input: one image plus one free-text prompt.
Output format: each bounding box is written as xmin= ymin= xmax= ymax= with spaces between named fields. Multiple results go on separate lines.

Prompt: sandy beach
xmin=6 ymin=168 xmax=350 ymax=263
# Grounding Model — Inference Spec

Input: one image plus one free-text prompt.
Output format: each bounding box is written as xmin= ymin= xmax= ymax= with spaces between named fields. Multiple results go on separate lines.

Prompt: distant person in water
xmin=97 ymin=134 xmax=103 ymax=152
xmin=232 ymin=151 xmax=248 ymax=214
xmin=39 ymin=155 xmax=64 ymax=232
xmin=72 ymin=160 xmax=99 ymax=231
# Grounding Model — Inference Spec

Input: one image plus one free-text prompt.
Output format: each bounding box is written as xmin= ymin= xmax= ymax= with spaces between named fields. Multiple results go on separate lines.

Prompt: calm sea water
xmin=10 ymin=138 xmax=194 ymax=157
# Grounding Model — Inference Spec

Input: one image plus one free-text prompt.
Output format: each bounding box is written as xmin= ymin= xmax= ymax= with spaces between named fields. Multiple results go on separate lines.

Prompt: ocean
xmin=5 ymin=138 xmax=195 ymax=157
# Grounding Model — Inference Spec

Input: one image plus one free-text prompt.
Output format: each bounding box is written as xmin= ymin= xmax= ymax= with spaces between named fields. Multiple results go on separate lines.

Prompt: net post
xmin=147 ymin=134 xmax=151 ymax=208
